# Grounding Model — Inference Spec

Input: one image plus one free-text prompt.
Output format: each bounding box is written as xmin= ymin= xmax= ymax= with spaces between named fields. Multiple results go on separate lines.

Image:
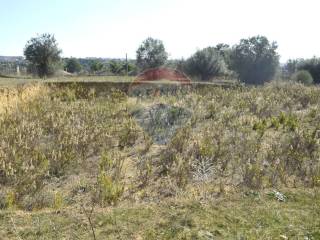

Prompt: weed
xmin=96 ymin=151 xmax=124 ymax=206
xmin=6 ymin=190 xmax=15 ymax=209
xmin=118 ymin=118 xmax=139 ymax=149
xmin=53 ymin=192 xmax=64 ymax=210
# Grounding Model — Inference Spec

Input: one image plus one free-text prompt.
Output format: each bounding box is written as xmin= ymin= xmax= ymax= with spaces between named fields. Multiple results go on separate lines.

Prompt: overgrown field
xmin=0 ymin=76 xmax=135 ymax=88
xmin=0 ymin=82 xmax=320 ymax=239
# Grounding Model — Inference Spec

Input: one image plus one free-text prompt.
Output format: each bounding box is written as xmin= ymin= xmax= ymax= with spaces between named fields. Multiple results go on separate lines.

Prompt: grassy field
xmin=0 ymin=75 xmax=37 ymax=87
xmin=0 ymin=75 xmax=135 ymax=88
xmin=0 ymin=80 xmax=319 ymax=239
xmin=0 ymin=75 xmax=237 ymax=87
xmin=1 ymin=190 xmax=319 ymax=239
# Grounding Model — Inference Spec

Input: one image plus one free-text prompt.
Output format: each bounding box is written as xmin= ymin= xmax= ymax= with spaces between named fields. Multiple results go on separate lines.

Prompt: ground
xmin=0 ymin=76 xmax=319 ymax=239
xmin=0 ymin=190 xmax=319 ymax=239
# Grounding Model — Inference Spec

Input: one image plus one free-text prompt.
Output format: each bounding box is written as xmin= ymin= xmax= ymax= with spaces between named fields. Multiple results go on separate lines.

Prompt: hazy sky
xmin=0 ymin=0 xmax=319 ymax=61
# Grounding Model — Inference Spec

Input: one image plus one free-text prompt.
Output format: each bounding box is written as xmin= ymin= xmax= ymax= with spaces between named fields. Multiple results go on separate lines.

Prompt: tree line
xmin=23 ymin=33 xmax=320 ymax=85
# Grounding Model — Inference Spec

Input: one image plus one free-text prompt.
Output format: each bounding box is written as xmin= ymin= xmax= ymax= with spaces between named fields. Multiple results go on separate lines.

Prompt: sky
xmin=0 ymin=0 xmax=320 ymax=62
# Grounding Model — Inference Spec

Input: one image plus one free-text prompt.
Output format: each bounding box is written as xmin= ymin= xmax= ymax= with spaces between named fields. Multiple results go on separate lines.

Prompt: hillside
xmin=0 ymin=81 xmax=319 ymax=239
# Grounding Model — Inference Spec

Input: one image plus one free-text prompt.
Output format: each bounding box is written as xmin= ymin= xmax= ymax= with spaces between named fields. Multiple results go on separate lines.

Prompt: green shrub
xmin=96 ymin=152 xmax=124 ymax=206
xmin=297 ymin=57 xmax=320 ymax=84
xmin=118 ymin=119 xmax=139 ymax=149
xmin=292 ymin=70 xmax=313 ymax=85
xmin=97 ymin=173 xmax=124 ymax=206
xmin=183 ymin=47 xmax=227 ymax=81
xmin=53 ymin=191 xmax=64 ymax=210
xmin=6 ymin=191 xmax=15 ymax=209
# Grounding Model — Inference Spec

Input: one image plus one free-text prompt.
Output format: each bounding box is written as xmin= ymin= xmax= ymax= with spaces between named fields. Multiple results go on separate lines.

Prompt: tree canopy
xmin=65 ymin=58 xmax=82 ymax=73
xmin=231 ymin=36 xmax=279 ymax=85
xmin=136 ymin=37 xmax=168 ymax=71
xmin=24 ymin=33 xmax=62 ymax=78
xmin=89 ymin=60 xmax=104 ymax=73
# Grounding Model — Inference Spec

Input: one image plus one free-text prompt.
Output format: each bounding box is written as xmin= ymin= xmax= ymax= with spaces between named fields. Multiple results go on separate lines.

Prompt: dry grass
xmin=0 ymin=189 xmax=319 ymax=239
xmin=0 ymin=75 xmax=134 ymax=87
xmin=0 ymin=81 xmax=320 ymax=239
xmin=0 ymin=84 xmax=48 ymax=116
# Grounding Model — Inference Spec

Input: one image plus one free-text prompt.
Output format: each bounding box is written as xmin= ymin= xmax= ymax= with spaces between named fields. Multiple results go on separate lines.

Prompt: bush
xmin=183 ymin=47 xmax=227 ymax=81
xmin=292 ymin=70 xmax=313 ymax=85
xmin=96 ymin=152 xmax=124 ymax=206
xmin=298 ymin=58 xmax=320 ymax=84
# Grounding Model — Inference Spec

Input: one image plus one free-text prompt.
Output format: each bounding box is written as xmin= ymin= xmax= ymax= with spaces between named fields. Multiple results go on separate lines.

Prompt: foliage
xmin=65 ymin=58 xmax=82 ymax=73
xmin=109 ymin=60 xmax=123 ymax=75
xmin=24 ymin=33 xmax=62 ymax=78
xmin=96 ymin=151 xmax=124 ymax=206
xmin=298 ymin=57 xmax=320 ymax=84
xmin=89 ymin=60 xmax=104 ymax=73
xmin=231 ymin=35 xmax=279 ymax=85
xmin=183 ymin=47 xmax=227 ymax=81
xmin=118 ymin=118 xmax=139 ymax=149
xmin=214 ymin=43 xmax=233 ymax=68
xmin=292 ymin=70 xmax=313 ymax=85
xmin=109 ymin=60 xmax=137 ymax=75
xmin=53 ymin=192 xmax=64 ymax=210
xmin=136 ymin=37 xmax=168 ymax=71
xmin=6 ymin=191 xmax=15 ymax=209
xmin=283 ymin=59 xmax=302 ymax=78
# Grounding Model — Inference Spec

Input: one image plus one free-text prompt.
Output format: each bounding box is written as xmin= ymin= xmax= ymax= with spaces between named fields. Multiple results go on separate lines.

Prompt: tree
xmin=24 ymin=33 xmax=62 ymax=78
xmin=283 ymin=59 xmax=301 ymax=78
xmin=136 ymin=37 xmax=168 ymax=71
xmin=183 ymin=47 xmax=227 ymax=81
xmin=230 ymin=36 xmax=279 ymax=85
xmin=109 ymin=60 xmax=123 ymax=75
xmin=90 ymin=60 xmax=104 ymax=73
xmin=108 ymin=60 xmax=137 ymax=76
xmin=126 ymin=62 xmax=138 ymax=76
xmin=214 ymin=43 xmax=232 ymax=67
xmin=65 ymin=58 xmax=82 ymax=73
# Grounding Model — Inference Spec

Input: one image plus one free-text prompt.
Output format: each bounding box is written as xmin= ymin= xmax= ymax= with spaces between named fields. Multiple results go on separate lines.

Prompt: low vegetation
xmin=182 ymin=47 xmax=227 ymax=81
xmin=0 ymin=80 xmax=319 ymax=239
xmin=293 ymin=70 xmax=314 ymax=85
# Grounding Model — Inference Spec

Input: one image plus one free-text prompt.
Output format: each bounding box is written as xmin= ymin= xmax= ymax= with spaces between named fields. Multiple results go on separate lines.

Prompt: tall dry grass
xmin=0 ymin=84 xmax=49 ymax=118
